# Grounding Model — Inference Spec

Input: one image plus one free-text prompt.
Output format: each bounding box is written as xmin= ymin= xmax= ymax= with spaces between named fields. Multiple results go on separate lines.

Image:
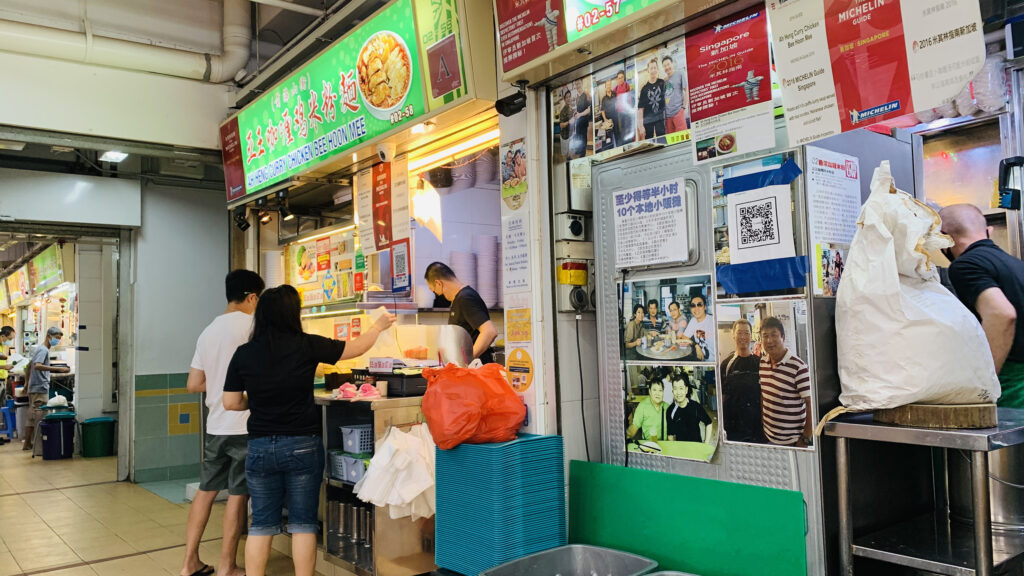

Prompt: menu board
xmin=289 ymin=232 xmax=357 ymax=308
xmin=226 ymin=0 xmax=425 ymax=196
xmin=612 ymin=176 xmax=689 ymax=269
xmin=355 ymin=157 xmax=410 ymax=254
xmin=31 ymin=245 xmax=63 ymax=294
xmin=495 ymin=0 xmax=568 ymax=73
xmin=769 ymin=0 xmax=985 ymax=145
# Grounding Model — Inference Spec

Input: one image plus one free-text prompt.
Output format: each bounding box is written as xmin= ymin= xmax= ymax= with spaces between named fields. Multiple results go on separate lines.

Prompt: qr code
xmin=737 ymin=198 xmax=780 ymax=248
xmin=394 ymin=251 xmax=408 ymax=277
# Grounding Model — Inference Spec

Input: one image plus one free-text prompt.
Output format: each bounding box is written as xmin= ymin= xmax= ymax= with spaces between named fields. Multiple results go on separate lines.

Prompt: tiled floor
xmin=0 ymin=442 xmax=342 ymax=576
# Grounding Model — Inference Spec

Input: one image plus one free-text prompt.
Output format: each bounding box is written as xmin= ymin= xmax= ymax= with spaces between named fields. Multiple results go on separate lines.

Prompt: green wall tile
xmin=167 ymin=393 xmax=201 ymax=404
xmin=134 ymin=468 xmax=169 ymax=483
xmin=168 ymin=373 xmax=188 ymax=389
xmin=135 ymin=394 xmax=169 ymax=407
xmin=167 ymin=434 xmax=200 ymax=466
xmin=134 ymin=406 xmax=168 ymax=439
xmin=167 ymin=463 xmax=201 ymax=480
xmin=135 ymin=374 xmax=168 ymax=391
xmin=135 ymin=437 xmax=168 ymax=470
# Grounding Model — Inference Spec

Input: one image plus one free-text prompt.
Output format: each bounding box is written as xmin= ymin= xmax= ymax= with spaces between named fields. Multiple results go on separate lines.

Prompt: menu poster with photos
xmin=726 ymin=184 xmax=796 ymax=265
xmin=768 ymin=0 xmax=985 ymax=145
xmin=501 ymin=138 xmax=528 ymax=198
xmin=613 ymin=176 xmax=689 ymax=270
xmin=805 ymin=146 xmax=860 ymax=295
xmin=716 ymin=298 xmax=813 ymax=448
xmin=495 ymin=0 xmax=568 ymax=73
xmin=686 ymin=6 xmax=775 ymax=164
xmin=290 ymin=232 xmax=357 ymax=306
xmin=355 ymin=157 xmax=410 ymax=253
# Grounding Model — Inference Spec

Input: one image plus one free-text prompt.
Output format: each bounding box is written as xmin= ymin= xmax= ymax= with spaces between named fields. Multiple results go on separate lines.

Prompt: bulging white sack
xmin=835 ymin=161 xmax=1000 ymax=410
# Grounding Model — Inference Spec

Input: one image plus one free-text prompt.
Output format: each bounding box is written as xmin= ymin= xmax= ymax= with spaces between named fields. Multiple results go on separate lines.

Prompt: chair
xmin=0 ymin=406 xmax=13 ymax=441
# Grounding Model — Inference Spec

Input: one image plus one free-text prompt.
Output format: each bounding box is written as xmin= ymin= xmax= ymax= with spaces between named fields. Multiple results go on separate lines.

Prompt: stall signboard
xmin=31 ymin=245 xmax=63 ymax=294
xmin=612 ymin=176 xmax=689 ymax=270
xmin=686 ymin=6 xmax=775 ymax=164
xmin=223 ymin=0 xmax=426 ymax=198
xmin=495 ymin=0 xmax=568 ymax=73
xmin=414 ymin=0 xmax=467 ymax=110
xmin=564 ymin=0 xmax=669 ymax=43
xmin=6 ymin=266 xmax=30 ymax=306
xmin=769 ymin=0 xmax=985 ymax=146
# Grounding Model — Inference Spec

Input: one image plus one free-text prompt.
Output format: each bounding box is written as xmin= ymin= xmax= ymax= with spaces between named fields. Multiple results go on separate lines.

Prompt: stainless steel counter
xmin=823 ymin=409 xmax=1024 ymax=452
xmin=824 ymin=408 xmax=1024 ymax=576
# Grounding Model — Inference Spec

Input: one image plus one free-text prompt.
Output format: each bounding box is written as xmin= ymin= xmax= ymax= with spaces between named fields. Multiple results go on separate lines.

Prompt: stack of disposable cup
xmin=449 ymin=251 xmax=477 ymax=292
xmin=472 ymin=235 xmax=499 ymax=308
xmin=496 ymin=242 xmax=503 ymax=308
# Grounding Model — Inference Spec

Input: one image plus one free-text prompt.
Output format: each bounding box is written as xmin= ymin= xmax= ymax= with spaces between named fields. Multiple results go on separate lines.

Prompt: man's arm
xmin=223 ymin=391 xmax=248 ymax=411
xmin=33 ymin=363 xmax=69 ymax=374
xmin=977 ymin=286 xmax=1018 ymax=372
xmin=186 ymin=368 xmax=206 ymax=393
xmin=473 ymin=320 xmax=498 ymax=360
xmin=799 ymin=397 xmax=814 ymax=447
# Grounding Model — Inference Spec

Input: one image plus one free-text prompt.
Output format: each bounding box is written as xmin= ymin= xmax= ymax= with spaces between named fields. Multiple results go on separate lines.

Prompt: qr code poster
xmin=726 ymin=185 xmax=795 ymax=265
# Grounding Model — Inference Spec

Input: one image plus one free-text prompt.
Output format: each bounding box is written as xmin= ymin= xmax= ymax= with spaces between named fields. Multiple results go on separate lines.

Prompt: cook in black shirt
xmin=425 ymin=262 xmax=498 ymax=364
xmin=222 ymin=285 xmax=394 ymax=573
xmin=940 ymin=204 xmax=1024 ymax=408
xmin=665 ymin=372 xmax=713 ymax=443
xmin=719 ymin=319 xmax=765 ymax=443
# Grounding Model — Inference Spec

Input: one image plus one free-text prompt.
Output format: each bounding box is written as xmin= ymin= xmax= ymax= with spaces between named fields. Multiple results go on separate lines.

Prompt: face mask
xmin=941 ymin=247 xmax=955 ymax=263
xmin=49 ymin=338 xmax=60 ymax=347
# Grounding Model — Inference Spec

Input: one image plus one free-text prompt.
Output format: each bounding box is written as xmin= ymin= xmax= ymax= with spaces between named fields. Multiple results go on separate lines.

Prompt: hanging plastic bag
xmin=355 ymin=423 xmax=436 ymax=520
xmin=833 ymin=161 xmax=1000 ymax=414
xmin=421 ymin=363 xmax=526 ymax=449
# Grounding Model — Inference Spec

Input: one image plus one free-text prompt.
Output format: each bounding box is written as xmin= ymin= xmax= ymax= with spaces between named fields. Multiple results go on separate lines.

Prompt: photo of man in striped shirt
xmin=759 ymin=317 xmax=813 ymax=447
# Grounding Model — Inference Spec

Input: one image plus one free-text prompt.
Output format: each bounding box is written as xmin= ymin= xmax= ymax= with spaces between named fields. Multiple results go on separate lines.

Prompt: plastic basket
xmin=340 ymin=424 xmax=374 ymax=453
xmin=328 ymin=449 xmax=347 ymax=480
xmin=342 ymin=454 xmax=370 ymax=484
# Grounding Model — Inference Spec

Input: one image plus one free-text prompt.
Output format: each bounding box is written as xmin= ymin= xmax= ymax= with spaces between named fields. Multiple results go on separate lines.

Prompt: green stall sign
xmin=564 ymin=0 xmax=669 ymax=43
xmin=237 ymin=0 xmax=425 ymax=195
xmin=32 ymin=245 xmax=62 ymax=293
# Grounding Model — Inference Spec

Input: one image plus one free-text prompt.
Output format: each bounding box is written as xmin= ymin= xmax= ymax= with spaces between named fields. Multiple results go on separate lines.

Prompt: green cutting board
xmin=569 ymin=461 xmax=807 ymax=576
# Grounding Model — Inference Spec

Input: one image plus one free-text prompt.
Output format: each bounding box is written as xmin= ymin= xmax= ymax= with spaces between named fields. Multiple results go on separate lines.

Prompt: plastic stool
xmin=0 ymin=406 xmax=12 ymax=440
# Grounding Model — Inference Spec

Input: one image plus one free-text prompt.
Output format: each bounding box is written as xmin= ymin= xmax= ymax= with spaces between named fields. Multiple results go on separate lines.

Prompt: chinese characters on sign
xmin=503 ymin=214 xmax=531 ymax=292
xmin=613 ymin=177 xmax=689 ymax=269
xmin=805 ymin=146 xmax=860 ymax=296
xmin=495 ymin=0 xmax=568 ymax=73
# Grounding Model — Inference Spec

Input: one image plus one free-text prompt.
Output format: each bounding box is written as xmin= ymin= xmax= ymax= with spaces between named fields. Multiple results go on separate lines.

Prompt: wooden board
xmin=873 ymin=403 xmax=997 ymax=429
xmin=569 ymin=461 xmax=807 ymax=576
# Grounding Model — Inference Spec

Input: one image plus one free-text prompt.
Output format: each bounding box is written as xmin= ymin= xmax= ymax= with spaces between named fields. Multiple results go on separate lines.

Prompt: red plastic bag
xmin=421 ymin=363 xmax=526 ymax=450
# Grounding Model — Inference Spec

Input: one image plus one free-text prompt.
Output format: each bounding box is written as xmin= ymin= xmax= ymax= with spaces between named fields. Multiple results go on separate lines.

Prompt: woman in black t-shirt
xmin=223 ymin=285 xmax=394 ymax=576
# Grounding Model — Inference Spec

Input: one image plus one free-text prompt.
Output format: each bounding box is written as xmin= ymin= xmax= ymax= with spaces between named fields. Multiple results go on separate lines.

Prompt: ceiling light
xmin=280 ymin=205 xmax=294 ymax=221
xmin=100 ymin=151 xmax=128 ymax=162
xmin=233 ymin=208 xmax=250 ymax=231
xmin=0 ymin=139 xmax=26 ymax=151
xmin=408 ymin=129 xmax=501 ymax=172
xmin=258 ymin=211 xmax=273 ymax=224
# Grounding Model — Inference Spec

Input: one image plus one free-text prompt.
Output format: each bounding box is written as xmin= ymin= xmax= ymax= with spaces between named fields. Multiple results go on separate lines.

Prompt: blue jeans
xmin=246 ymin=435 xmax=325 ymax=536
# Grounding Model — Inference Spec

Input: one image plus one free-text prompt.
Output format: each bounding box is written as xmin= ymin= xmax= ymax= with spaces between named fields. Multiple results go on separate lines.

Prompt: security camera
xmin=495 ymin=81 xmax=529 ymax=118
xmin=377 ymin=142 xmax=397 ymax=163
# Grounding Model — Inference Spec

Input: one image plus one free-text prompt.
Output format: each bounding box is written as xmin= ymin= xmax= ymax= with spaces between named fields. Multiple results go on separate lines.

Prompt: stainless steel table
xmin=824 ymin=409 xmax=1024 ymax=576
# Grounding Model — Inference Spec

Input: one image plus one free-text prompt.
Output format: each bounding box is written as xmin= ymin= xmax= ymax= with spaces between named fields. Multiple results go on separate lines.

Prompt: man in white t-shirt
xmin=180 ymin=270 xmax=263 ymax=576
xmin=682 ymin=294 xmax=714 ymax=361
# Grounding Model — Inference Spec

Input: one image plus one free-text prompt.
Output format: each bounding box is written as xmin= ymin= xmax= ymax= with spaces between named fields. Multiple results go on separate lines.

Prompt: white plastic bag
xmin=354 ymin=423 xmax=435 ymax=520
xmin=47 ymin=395 xmax=68 ymax=407
xmin=835 ymin=161 xmax=1000 ymax=410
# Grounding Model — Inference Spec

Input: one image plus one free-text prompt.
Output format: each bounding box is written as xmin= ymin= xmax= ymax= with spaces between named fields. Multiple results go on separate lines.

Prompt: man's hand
xmin=372 ymin=313 xmax=397 ymax=333
xmin=977 ymin=287 xmax=1017 ymax=372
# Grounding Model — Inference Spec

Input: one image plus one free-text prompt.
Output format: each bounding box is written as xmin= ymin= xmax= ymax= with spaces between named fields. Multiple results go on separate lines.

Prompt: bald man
xmin=940 ymin=204 xmax=1024 ymax=407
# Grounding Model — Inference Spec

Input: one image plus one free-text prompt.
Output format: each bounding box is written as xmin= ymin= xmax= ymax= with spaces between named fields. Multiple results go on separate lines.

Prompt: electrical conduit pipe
xmin=0 ymin=0 xmax=250 ymax=83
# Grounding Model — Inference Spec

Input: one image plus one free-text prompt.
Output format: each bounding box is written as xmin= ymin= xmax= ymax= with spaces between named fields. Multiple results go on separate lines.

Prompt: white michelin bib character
xmin=534 ymin=0 xmax=560 ymax=51
xmin=734 ymin=70 xmax=765 ymax=102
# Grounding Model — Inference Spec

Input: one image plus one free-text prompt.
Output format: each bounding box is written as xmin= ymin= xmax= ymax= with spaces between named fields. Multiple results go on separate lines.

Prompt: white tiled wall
xmin=413 ymin=182 xmax=502 ymax=300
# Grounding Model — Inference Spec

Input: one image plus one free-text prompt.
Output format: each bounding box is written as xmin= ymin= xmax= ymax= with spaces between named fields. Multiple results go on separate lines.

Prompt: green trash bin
xmin=81 ymin=417 xmax=115 ymax=458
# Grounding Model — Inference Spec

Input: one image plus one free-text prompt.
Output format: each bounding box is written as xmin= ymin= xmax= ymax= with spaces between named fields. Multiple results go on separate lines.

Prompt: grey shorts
xmin=199 ymin=434 xmax=249 ymax=496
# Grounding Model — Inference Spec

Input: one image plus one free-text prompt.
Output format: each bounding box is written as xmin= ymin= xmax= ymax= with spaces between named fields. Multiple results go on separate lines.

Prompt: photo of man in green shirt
xmin=627 ymin=380 xmax=668 ymax=441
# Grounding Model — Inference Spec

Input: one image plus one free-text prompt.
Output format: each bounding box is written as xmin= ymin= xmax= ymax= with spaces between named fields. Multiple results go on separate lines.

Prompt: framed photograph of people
xmin=621 ymin=275 xmax=714 ymax=363
xmin=624 ymin=365 xmax=718 ymax=462
xmin=715 ymin=297 xmax=814 ymax=449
